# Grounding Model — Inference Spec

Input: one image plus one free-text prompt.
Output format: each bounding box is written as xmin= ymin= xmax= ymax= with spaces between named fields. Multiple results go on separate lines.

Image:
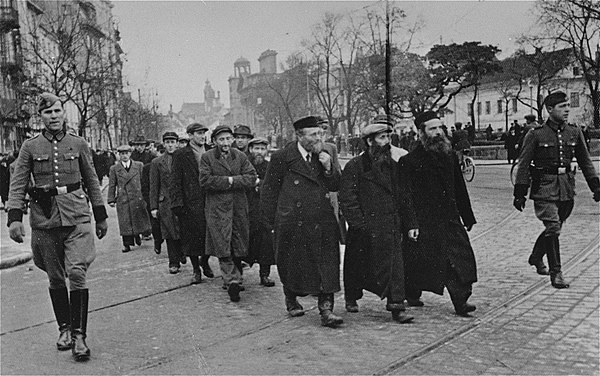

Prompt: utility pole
xmin=385 ymin=0 xmax=391 ymax=116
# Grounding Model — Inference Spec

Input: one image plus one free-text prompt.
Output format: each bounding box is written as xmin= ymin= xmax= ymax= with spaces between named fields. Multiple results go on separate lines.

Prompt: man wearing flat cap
xmin=340 ymin=123 xmax=418 ymax=323
xmin=261 ymin=115 xmax=344 ymax=327
xmin=514 ymin=91 xmax=600 ymax=288
xmin=199 ymin=125 xmax=257 ymax=302
xmin=171 ymin=123 xmax=214 ymax=281
xmin=400 ymin=111 xmax=478 ymax=317
xmin=233 ymin=124 xmax=254 ymax=155
xmin=7 ymin=92 xmax=108 ymax=360
xmin=130 ymin=135 xmax=154 ymax=165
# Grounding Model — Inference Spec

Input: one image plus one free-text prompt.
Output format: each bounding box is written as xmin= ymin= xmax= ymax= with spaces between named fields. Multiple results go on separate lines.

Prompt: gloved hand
xmin=9 ymin=221 xmax=25 ymax=243
xmin=593 ymin=189 xmax=600 ymax=202
xmin=513 ymin=197 xmax=526 ymax=212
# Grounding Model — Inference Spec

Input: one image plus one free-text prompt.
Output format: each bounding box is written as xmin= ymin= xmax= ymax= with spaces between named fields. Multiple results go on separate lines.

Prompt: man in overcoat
xmin=171 ymin=123 xmax=214 ymax=279
xmin=261 ymin=115 xmax=344 ymax=328
xmin=245 ymin=137 xmax=276 ymax=287
xmin=7 ymin=93 xmax=108 ymax=360
xmin=513 ymin=91 xmax=600 ymax=288
xmin=150 ymin=132 xmax=190 ymax=277
xmin=199 ymin=125 xmax=257 ymax=302
xmin=130 ymin=135 xmax=154 ymax=165
xmin=108 ymin=145 xmax=151 ymax=253
xmin=141 ymin=147 xmax=162 ymax=254
xmin=340 ymin=123 xmax=418 ymax=323
xmin=233 ymin=124 xmax=253 ymax=155
xmin=400 ymin=111 xmax=478 ymax=317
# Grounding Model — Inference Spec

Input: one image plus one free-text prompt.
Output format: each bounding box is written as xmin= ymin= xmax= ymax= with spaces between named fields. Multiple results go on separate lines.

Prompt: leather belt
xmin=536 ymin=166 xmax=571 ymax=175
xmin=30 ymin=182 xmax=81 ymax=197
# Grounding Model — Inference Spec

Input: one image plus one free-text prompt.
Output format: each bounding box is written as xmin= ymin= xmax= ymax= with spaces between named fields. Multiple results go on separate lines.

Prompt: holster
xmin=28 ymin=189 xmax=53 ymax=218
xmin=530 ymin=166 xmax=541 ymax=193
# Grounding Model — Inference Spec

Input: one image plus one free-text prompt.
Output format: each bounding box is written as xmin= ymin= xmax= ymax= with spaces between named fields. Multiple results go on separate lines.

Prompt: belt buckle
xmin=557 ymin=167 xmax=566 ymax=175
xmin=56 ymin=186 xmax=68 ymax=195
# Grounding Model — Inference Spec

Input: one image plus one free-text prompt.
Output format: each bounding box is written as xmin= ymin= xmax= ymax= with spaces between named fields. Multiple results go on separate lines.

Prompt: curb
xmin=0 ymin=251 xmax=32 ymax=270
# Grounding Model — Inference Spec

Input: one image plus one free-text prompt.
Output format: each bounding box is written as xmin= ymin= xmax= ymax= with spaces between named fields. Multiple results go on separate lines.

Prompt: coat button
xmin=325 ymin=193 xmax=330 ymax=199
xmin=297 ymin=221 xmax=303 ymax=227
xmin=296 ymin=202 xmax=302 ymax=208
xmin=294 ymin=180 xmax=299 ymax=185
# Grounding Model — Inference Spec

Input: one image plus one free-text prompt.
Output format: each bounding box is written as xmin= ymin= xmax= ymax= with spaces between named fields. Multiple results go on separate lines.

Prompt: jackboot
xmin=318 ymin=294 xmax=343 ymax=328
xmin=49 ymin=288 xmax=72 ymax=351
xmin=70 ymin=289 xmax=91 ymax=361
xmin=528 ymin=232 xmax=549 ymax=275
xmin=200 ymin=255 xmax=214 ymax=278
xmin=547 ymin=236 xmax=569 ymax=289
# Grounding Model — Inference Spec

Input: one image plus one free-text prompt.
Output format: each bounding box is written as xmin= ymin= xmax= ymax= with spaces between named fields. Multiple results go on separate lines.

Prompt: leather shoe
xmin=154 ymin=247 xmax=161 ymax=255
xmin=260 ymin=276 xmax=275 ymax=287
xmin=169 ymin=266 xmax=180 ymax=274
xmin=533 ymin=263 xmax=550 ymax=275
xmin=455 ymin=303 xmax=476 ymax=317
xmin=122 ymin=246 xmax=131 ymax=253
xmin=406 ymin=298 xmax=424 ymax=307
xmin=391 ymin=311 xmax=414 ymax=324
xmin=180 ymin=256 xmax=187 ymax=265
xmin=134 ymin=235 xmax=142 ymax=246
xmin=190 ymin=272 xmax=202 ymax=285
xmin=228 ymin=282 xmax=241 ymax=302
xmin=551 ymin=272 xmax=570 ymax=289
xmin=320 ymin=310 xmax=343 ymax=328
xmin=345 ymin=300 xmax=359 ymax=313
xmin=286 ymin=299 xmax=305 ymax=317
xmin=202 ymin=264 xmax=214 ymax=278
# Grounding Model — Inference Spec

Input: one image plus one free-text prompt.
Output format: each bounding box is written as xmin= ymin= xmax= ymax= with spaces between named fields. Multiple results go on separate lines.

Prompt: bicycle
xmin=510 ymin=159 xmax=519 ymax=186
xmin=459 ymin=148 xmax=475 ymax=182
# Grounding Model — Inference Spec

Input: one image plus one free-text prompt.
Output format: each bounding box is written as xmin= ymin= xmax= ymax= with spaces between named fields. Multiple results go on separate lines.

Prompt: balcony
xmin=0 ymin=6 xmax=19 ymax=32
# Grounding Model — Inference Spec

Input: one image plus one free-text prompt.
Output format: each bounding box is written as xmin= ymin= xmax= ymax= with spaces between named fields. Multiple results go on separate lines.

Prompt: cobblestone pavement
xmin=0 ymin=164 xmax=598 ymax=375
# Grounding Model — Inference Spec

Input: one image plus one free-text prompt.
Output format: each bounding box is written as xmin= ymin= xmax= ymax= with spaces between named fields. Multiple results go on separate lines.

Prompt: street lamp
xmin=528 ymin=80 xmax=534 ymax=114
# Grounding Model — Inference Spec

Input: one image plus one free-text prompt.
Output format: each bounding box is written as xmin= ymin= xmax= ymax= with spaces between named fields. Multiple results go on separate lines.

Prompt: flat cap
xmin=293 ymin=116 xmax=320 ymax=130
xmin=524 ymin=114 xmax=536 ymax=121
xmin=162 ymin=131 xmax=179 ymax=141
xmin=156 ymin=143 xmax=165 ymax=153
xmin=543 ymin=91 xmax=568 ymax=107
xmin=186 ymin=123 xmax=209 ymax=134
xmin=414 ymin=111 xmax=439 ymax=128
xmin=211 ymin=125 xmax=233 ymax=139
xmin=248 ymin=137 xmax=269 ymax=147
xmin=361 ymin=123 xmax=391 ymax=138
xmin=373 ymin=114 xmax=394 ymax=126
xmin=117 ymin=144 xmax=132 ymax=152
xmin=233 ymin=124 xmax=254 ymax=137
xmin=38 ymin=92 xmax=62 ymax=113
xmin=130 ymin=135 xmax=148 ymax=145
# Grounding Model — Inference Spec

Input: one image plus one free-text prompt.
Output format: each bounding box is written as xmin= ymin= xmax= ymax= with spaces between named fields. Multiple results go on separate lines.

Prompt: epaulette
xmin=23 ymin=133 xmax=40 ymax=142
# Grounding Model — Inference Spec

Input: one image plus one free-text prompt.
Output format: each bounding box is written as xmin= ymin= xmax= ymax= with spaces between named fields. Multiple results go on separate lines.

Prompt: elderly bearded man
xmin=400 ymin=111 xmax=478 ymax=317
xmin=261 ymin=116 xmax=344 ymax=328
xmin=340 ymin=123 xmax=418 ymax=323
xmin=7 ymin=93 xmax=108 ymax=360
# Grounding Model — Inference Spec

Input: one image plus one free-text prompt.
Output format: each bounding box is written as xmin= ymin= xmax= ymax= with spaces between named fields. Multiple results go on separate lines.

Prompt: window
xmin=477 ymin=102 xmax=482 ymax=115
xmin=573 ymin=66 xmax=580 ymax=76
xmin=467 ymin=105 xmax=472 ymax=117
xmin=570 ymin=92 xmax=579 ymax=108
xmin=512 ymin=98 xmax=518 ymax=113
xmin=485 ymin=101 xmax=491 ymax=115
xmin=497 ymin=100 xmax=503 ymax=114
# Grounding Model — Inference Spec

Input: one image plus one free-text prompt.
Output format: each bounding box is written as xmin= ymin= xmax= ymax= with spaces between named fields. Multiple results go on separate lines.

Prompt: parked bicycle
xmin=459 ymin=148 xmax=475 ymax=182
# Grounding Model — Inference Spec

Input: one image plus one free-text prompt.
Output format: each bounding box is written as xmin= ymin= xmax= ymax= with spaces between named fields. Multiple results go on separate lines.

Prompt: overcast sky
xmin=112 ymin=1 xmax=538 ymax=113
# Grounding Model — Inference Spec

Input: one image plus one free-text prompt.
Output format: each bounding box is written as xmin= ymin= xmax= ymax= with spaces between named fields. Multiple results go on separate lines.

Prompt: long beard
xmin=422 ymin=133 xmax=452 ymax=155
xmin=250 ymin=154 xmax=265 ymax=165
xmin=369 ymin=143 xmax=391 ymax=161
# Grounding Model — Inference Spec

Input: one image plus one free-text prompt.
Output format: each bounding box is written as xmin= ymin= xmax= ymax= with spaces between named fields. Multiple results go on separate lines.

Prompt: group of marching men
xmin=6 ymin=91 xmax=599 ymax=361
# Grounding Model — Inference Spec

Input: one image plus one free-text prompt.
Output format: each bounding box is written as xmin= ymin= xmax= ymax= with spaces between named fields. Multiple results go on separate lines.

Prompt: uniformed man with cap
xmin=171 ymin=123 xmax=214 ymax=280
xmin=233 ymin=124 xmax=254 ymax=155
xmin=513 ymin=91 xmax=600 ymax=288
xmin=7 ymin=92 xmax=108 ymax=361
xmin=261 ymin=115 xmax=344 ymax=327
xmin=340 ymin=123 xmax=418 ymax=323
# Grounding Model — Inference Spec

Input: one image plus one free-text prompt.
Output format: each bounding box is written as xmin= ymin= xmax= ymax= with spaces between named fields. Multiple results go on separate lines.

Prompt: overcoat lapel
xmin=284 ymin=145 xmax=320 ymax=184
xmin=360 ymin=153 xmax=392 ymax=193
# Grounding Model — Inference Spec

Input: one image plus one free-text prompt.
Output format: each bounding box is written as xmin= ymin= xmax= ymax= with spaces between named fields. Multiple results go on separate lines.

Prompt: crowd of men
xmin=4 ymin=90 xmax=600 ymax=361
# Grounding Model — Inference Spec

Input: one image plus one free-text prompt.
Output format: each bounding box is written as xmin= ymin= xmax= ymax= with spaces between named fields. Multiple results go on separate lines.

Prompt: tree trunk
xmin=469 ymin=87 xmax=477 ymax=129
xmin=592 ymin=89 xmax=600 ymax=129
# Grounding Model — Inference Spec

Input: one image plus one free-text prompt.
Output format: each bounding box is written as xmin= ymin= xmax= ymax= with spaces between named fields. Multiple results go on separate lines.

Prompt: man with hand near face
xmin=261 ymin=116 xmax=343 ymax=328
xmin=7 ymin=93 xmax=108 ymax=361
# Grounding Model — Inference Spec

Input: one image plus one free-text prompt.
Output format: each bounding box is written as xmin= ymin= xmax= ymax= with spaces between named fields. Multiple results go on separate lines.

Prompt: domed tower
xmin=258 ymin=50 xmax=277 ymax=74
xmin=204 ymin=79 xmax=215 ymax=111
xmin=234 ymin=56 xmax=251 ymax=77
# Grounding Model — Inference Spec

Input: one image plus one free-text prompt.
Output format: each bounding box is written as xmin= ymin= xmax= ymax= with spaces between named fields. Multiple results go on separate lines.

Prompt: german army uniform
xmin=514 ymin=117 xmax=599 ymax=288
xmin=7 ymin=124 xmax=108 ymax=359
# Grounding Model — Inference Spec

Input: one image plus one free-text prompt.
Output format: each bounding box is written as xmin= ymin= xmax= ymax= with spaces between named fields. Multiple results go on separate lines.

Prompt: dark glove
xmin=513 ymin=197 xmax=526 ymax=212
xmin=171 ymin=206 xmax=186 ymax=217
xmin=593 ymin=189 xmax=600 ymax=202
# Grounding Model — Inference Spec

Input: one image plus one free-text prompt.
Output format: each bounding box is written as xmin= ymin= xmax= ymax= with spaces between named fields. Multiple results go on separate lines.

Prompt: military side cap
xmin=293 ymin=116 xmax=320 ymax=130
xmin=162 ymin=131 xmax=179 ymax=141
xmin=130 ymin=135 xmax=147 ymax=145
xmin=543 ymin=91 xmax=568 ymax=107
xmin=361 ymin=123 xmax=391 ymax=138
xmin=233 ymin=124 xmax=253 ymax=137
xmin=414 ymin=111 xmax=439 ymax=127
xmin=248 ymin=137 xmax=269 ymax=147
xmin=186 ymin=122 xmax=208 ymax=134
xmin=212 ymin=125 xmax=233 ymax=139
xmin=38 ymin=92 xmax=62 ymax=113
xmin=373 ymin=114 xmax=394 ymax=126
xmin=117 ymin=144 xmax=132 ymax=152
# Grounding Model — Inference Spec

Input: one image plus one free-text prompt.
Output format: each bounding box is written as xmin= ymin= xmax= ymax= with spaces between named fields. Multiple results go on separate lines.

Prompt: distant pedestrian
xmin=400 ymin=111 xmax=478 ymax=317
xmin=340 ymin=123 xmax=417 ymax=323
xmin=199 ymin=126 xmax=257 ymax=302
xmin=513 ymin=92 xmax=600 ymax=288
xmin=504 ymin=128 xmax=519 ymax=164
xmin=261 ymin=116 xmax=344 ymax=327
xmin=0 ymin=152 xmax=15 ymax=209
xmin=141 ymin=148 xmax=162 ymax=254
xmin=107 ymin=145 xmax=151 ymax=253
xmin=485 ymin=124 xmax=493 ymax=141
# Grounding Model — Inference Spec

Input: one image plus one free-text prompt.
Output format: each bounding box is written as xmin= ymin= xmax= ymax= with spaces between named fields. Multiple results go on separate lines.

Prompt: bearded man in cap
xmin=513 ymin=91 xmax=599 ymax=288
xmin=340 ymin=123 xmax=418 ymax=323
xmin=7 ymin=93 xmax=108 ymax=361
xmin=400 ymin=111 xmax=478 ymax=317
xmin=261 ymin=115 xmax=344 ymax=327
xmin=171 ymin=123 xmax=215 ymax=280
xmin=233 ymin=124 xmax=254 ymax=155
xmin=199 ymin=126 xmax=257 ymax=302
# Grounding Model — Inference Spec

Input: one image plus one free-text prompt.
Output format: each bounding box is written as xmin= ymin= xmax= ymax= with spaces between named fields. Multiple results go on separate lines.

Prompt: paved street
xmin=1 ymin=162 xmax=598 ymax=375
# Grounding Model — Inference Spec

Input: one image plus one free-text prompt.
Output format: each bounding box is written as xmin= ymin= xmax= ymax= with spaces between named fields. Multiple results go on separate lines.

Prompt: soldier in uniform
xmin=233 ymin=124 xmax=253 ymax=156
xmin=513 ymin=91 xmax=600 ymax=288
xmin=7 ymin=93 xmax=108 ymax=361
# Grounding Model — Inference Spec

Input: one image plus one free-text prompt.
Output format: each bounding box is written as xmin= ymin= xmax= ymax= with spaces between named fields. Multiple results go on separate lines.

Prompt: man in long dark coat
xmin=130 ymin=135 xmax=154 ymax=165
xmin=340 ymin=123 xmax=418 ymax=323
xmin=171 ymin=123 xmax=214 ymax=279
xmin=400 ymin=111 xmax=478 ymax=317
xmin=261 ymin=116 xmax=343 ymax=328
xmin=245 ymin=137 xmax=276 ymax=287
xmin=199 ymin=126 xmax=257 ymax=302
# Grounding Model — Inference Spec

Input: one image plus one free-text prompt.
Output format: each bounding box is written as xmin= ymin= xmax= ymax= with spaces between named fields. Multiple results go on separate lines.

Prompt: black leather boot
xmin=528 ymin=232 xmax=549 ymax=275
xmin=200 ymin=255 xmax=214 ymax=278
xmin=70 ymin=289 xmax=91 ymax=361
xmin=284 ymin=288 xmax=304 ymax=317
xmin=49 ymin=288 xmax=72 ymax=351
xmin=318 ymin=294 xmax=343 ymax=328
xmin=259 ymin=265 xmax=275 ymax=287
xmin=547 ymin=236 xmax=569 ymax=289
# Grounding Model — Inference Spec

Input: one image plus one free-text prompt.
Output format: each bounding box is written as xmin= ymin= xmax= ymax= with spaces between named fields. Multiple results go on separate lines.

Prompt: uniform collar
xmin=42 ymin=128 xmax=66 ymax=142
xmin=546 ymin=118 xmax=565 ymax=132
